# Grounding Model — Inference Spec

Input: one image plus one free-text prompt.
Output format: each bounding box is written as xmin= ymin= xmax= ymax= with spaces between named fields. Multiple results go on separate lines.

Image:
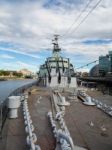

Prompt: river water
xmin=0 ymin=79 xmax=36 ymax=103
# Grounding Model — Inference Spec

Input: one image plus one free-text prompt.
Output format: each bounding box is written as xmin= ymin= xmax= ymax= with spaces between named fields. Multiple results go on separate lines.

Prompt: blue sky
xmin=0 ymin=0 xmax=112 ymax=72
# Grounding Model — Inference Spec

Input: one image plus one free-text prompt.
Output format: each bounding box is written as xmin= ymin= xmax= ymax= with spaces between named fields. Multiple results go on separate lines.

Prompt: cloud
xmin=1 ymin=61 xmax=38 ymax=72
xmin=0 ymin=54 xmax=14 ymax=59
xmin=0 ymin=0 xmax=112 ymax=71
xmin=62 ymin=42 xmax=112 ymax=60
xmin=0 ymin=47 xmax=41 ymax=59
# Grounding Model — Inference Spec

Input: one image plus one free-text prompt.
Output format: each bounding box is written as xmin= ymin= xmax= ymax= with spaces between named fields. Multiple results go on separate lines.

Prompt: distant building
xmin=99 ymin=55 xmax=109 ymax=76
xmin=18 ymin=69 xmax=32 ymax=77
xmin=81 ymin=72 xmax=89 ymax=77
xmin=98 ymin=51 xmax=112 ymax=76
xmin=109 ymin=51 xmax=112 ymax=72
xmin=89 ymin=64 xmax=99 ymax=77
xmin=89 ymin=51 xmax=112 ymax=77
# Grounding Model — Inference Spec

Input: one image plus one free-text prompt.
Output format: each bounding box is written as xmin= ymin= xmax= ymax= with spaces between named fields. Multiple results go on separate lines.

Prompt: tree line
xmin=0 ymin=70 xmax=23 ymax=77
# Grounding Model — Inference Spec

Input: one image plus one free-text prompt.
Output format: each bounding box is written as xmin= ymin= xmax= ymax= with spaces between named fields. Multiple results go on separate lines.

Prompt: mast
xmin=52 ymin=35 xmax=62 ymax=83
xmin=52 ymin=35 xmax=61 ymax=58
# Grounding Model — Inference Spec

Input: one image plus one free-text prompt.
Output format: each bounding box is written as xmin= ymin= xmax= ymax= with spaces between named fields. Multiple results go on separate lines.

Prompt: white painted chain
xmin=22 ymin=94 xmax=41 ymax=150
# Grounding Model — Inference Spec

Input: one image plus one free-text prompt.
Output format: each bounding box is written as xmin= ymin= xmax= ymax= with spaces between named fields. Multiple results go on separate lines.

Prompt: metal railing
xmin=0 ymin=100 xmax=8 ymax=138
xmin=0 ymin=80 xmax=37 ymax=137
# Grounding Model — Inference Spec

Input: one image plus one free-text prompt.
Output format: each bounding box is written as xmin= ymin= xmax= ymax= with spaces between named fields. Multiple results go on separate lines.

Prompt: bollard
xmin=8 ymin=96 xmax=21 ymax=119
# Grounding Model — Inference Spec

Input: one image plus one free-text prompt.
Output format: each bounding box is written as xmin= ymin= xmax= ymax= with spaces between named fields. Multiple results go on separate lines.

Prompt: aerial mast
xmin=52 ymin=35 xmax=61 ymax=57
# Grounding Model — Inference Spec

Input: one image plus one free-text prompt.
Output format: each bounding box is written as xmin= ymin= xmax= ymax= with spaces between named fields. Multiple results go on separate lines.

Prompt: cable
xmin=61 ymin=0 xmax=103 ymax=39
xmin=70 ymin=0 xmax=103 ymax=35
xmin=75 ymin=53 xmax=109 ymax=70
xmin=62 ymin=0 xmax=94 ymax=37
xmin=76 ymin=60 xmax=98 ymax=70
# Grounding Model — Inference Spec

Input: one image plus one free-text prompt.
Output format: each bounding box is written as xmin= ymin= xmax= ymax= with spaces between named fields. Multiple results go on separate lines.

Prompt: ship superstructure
xmin=38 ymin=35 xmax=77 ymax=88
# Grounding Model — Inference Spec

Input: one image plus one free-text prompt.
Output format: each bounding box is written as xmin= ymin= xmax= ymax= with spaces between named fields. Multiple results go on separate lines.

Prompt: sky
xmin=0 ymin=0 xmax=112 ymax=73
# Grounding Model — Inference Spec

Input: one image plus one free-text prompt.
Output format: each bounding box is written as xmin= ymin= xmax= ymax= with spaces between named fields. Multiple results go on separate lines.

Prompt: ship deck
xmin=1 ymin=86 xmax=112 ymax=150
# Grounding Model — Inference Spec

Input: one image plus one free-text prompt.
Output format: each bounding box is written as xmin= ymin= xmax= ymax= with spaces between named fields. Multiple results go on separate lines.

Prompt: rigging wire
xmin=75 ymin=53 xmax=109 ymax=70
xmin=62 ymin=0 xmax=94 ymax=37
xmin=57 ymin=0 xmax=104 ymax=65
xmin=75 ymin=60 xmax=98 ymax=70
xmin=72 ymin=0 xmax=103 ymax=34
xmin=61 ymin=0 xmax=103 ymax=38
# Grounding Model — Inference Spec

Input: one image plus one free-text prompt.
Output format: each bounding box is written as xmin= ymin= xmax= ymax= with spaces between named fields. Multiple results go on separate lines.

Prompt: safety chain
xmin=48 ymin=111 xmax=74 ymax=150
xmin=92 ymin=99 xmax=112 ymax=117
xmin=48 ymin=90 xmax=75 ymax=150
xmin=22 ymin=94 xmax=41 ymax=150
